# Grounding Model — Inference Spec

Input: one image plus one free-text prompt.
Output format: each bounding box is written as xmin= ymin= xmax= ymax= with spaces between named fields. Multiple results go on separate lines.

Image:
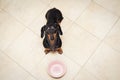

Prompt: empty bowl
xmin=47 ymin=61 xmax=66 ymax=78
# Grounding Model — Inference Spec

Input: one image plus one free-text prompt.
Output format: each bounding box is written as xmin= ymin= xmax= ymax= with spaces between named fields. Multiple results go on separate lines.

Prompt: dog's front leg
xmin=44 ymin=48 xmax=51 ymax=54
xmin=56 ymin=48 xmax=63 ymax=54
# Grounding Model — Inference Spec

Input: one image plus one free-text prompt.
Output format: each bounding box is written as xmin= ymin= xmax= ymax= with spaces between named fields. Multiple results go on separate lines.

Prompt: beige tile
xmin=0 ymin=0 xmax=1 ymax=11
xmin=76 ymin=2 xmax=118 ymax=39
xmin=0 ymin=51 xmax=29 ymax=80
xmin=75 ymin=69 xmax=99 ymax=80
xmin=0 ymin=10 xmax=25 ymax=51
xmin=28 ymin=6 xmax=51 ymax=35
xmin=50 ymin=0 xmax=91 ymax=21
xmin=5 ymin=28 xmax=44 ymax=73
xmin=41 ymin=0 xmax=54 ymax=5
xmin=94 ymin=0 xmax=120 ymax=16
xmin=84 ymin=42 xmax=120 ymax=80
xmin=61 ymin=17 xmax=73 ymax=34
xmin=63 ymin=23 xmax=100 ymax=66
xmin=31 ymin=54 xmax=80 ymax=80
xmin=0 ymin=0 xmax=11 ymax=9
xmin=24 ymin=76 xmax=37 ymax=80
xmin=4 ymin=0 xmax=48 ymax=26
xmin=29 ymin=7 xmax=72 ymax=36
xmin=105 ymin=19 xmax=120 ymax=52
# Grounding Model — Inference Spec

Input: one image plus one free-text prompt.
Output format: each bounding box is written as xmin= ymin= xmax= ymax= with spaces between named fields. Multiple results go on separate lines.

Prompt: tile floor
xmin=0 ymin=0 xmax=120 ymax=80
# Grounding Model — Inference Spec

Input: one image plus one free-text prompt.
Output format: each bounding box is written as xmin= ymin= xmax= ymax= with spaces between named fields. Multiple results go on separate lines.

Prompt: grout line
xmin=72 ymin=0 xmax=119 ymax=41
xmin=72 ymin=41 xmax=102 ymax=80
xmin=71 ymin=0 xmax=120 ymax=41
xmin=62 ymin=54 xmax=82 ymax=79
xmin=72 ymin=0 xmax=93 ymax=22
xmin=0 ymin=9 xmax=46 ymax=79
xmin=1 ymin=9 xmax=27 ymax=50
xmin=2 ymin=9 xmax=42 ymax=38
xmin=27 ymin=4 xmax=50 ymax=27
xmin=3 ymin=28 xmax=26 ymax=51
xmin=72 ymin=40 xmax=105 ymax=80
xmin=74 ymin=22 xmax=101 ymax=40
xmin=1 ymin=10 xmax=27 ymax=50
xmin=2 ymin=3 xmax=48 ymax=33
xmin=5 ymin=50 xmax=46 ymax=80
xmin=63 ymin=54 xmax=81 ymax=66
xmin=72 ymin=67 xmax=83 ymax=80
xmin=47 ymin=0 xmax=55 ymax=6
xmin=68 ymin=0 xmax=102 ymax=40
xmin=80 ymin=16 xmax=120 ymax=70
xmin=103 ymin=17 xmax=120 ymax=54
xmin=0 ymin=50 xmax=41 ymax=80
xmin=26 ymin=27 xmax=40 ymax=37
xmin=40 ymin=0 xmax=55 ymax=7
xmin=105 ymin=41 xmax=120 ymax=54
xmin=102 ymin=17 xmax=120 ymax=40
xmin=82 ymin=41 xmax=102 ymax=68
xmin=93 ymin=0 xmax=120 ymax=17
xmin=0 ymin=0 xmax=10 ymax=11
xmin=2 ymin=9 xmax=30 ymax=28
xmin=84 ymin=69 xmax=101 ymax=80
xmin=72 ymin=14 xmax=120 ymax=80
xmin=31 ymin=0 xmax=55 ymax=23
xmin=72 ymin=67 xmax=101 ymax=80
xmin=50 ymin=0 xmax=92 ymax=23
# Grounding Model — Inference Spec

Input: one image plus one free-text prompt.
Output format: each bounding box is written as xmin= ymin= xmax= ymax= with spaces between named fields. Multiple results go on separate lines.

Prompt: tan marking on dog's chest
xmin=47 ymin=33 xmax=57 ymax=46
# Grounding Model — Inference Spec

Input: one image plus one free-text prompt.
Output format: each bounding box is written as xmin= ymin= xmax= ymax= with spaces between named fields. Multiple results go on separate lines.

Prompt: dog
xmin=41 ymin=8 xmax=63 ymax=54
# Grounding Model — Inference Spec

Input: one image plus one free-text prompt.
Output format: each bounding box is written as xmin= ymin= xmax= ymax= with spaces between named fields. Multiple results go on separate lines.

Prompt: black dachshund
xmin=41 ymin=8 xmax=63 ymax=54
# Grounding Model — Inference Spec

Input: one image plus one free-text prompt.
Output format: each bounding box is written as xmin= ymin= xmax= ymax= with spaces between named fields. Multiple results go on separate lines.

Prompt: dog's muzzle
xmin=47 ymin=33 xmax=57 ymax=51
xmin=50 ymin=34 xmax=54 ymax=40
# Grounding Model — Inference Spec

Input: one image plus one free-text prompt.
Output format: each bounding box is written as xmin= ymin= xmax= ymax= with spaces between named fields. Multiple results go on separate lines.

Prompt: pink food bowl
xmin=47 ymin=61 xmax=67 ymax=78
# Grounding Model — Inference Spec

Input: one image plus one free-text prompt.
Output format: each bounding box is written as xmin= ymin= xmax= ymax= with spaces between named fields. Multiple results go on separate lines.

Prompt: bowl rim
xmin=47 ymin=60 xmax=67 ymax=78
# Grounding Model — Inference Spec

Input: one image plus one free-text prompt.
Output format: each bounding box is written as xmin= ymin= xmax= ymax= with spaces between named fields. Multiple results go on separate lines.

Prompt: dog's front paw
xmin=57 ymin=48 xmax=63 ymax=54
xmin=44 ymin=48 xmax=51 ymax=54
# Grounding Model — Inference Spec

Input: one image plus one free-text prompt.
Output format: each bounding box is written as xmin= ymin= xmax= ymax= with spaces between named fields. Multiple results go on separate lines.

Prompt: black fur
xmin=41 ymin=8 xmax=63 ymax=54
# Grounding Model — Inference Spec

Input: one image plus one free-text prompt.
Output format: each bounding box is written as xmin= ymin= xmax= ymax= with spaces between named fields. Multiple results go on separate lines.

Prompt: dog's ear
xmin=41 ymin=25 xmax=46 ymax=38
xmin=55 ymin=24 xmax=63 ymax=35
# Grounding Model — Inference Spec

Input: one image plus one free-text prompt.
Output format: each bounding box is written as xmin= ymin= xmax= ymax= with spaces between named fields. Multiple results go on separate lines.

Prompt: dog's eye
xmin=45 ymin=30 xmax=50 ymax=34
